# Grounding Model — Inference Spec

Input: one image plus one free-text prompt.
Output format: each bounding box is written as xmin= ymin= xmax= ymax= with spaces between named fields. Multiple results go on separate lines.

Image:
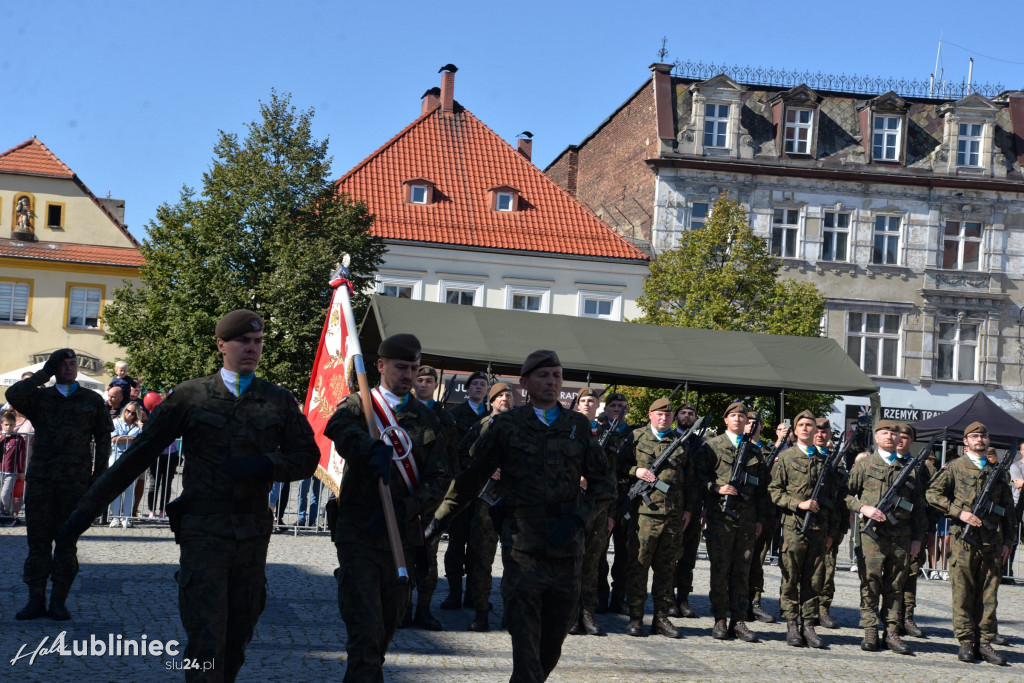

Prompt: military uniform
xmin=819 ymin=459 xmax=850 ymax=627
xmin=7 ymin=365 xmax=112 ymax=613
xmin=702 ymin=423 xmax=767 ymax=638
xmin=672 ymin=427 xmax=709 ymax=618
xmin=326 ymin=391 xmax=448 ymax=682
xmin=442 ymin=394 xmax=487 ymax=606
xmin=434 ymin=402 xmax=614 ymax=683
xmin=925 ymin=436 xmax=1014 ymax=659
xmin=844 ymin=442 xmax=927 ymax=650
xmin=462 ymin=412 xmax=501 ymax=625
xmin=747 ymin=439 xmax=778 ymax=623
xmin=603 ymin=421 xmax=636 ymax=612
xmin=624 ymin=426 xmax=698 ymax=635
xmin=76 ymin=370 xmax=318 ymax=682
xmin=899 ymin=454 xmax=936 ymax=634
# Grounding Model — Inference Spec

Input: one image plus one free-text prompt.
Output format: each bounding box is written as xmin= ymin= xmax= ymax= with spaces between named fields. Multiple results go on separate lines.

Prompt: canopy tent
xmin=358 ymin=295 xmax=878 ymax=397
xmin=909 ymin=391 xmax=1024 ymax=449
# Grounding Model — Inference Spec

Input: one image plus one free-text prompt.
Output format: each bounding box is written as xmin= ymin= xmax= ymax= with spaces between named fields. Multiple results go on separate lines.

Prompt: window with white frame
xmin=439 ymin=280 xmax=483 ymax=306
xmin=409 ymin=184 xmax=429 ymax=204
xmin=872 ymin=215 xmax=901 ymax=265
xmin=377 ymin=276 xmax=422 ymax=300
xmin=578 ymin=291 xmax=621 ymax=320
xmin=703 ymin=104 xmax=729 ymax=148
xmin=690 ymin=202 xmax=709 ymax=230
xmin=872 ymin=115 xmax=902 ymax=161
xmin=68 ymin=286 xmax=102 ymax=328
xmin=784 ymin=108 xmax=813 ymax=154
xmin=821 ymin=211 xmax=850 ymax=262
xmin=506 ymin=286 xmax=549 ymax=313
xmin=956 ymin=123 xmax=983 ymax=167
xmin=846 ymin=312 xmax=900 ymax=377
xmin=941 ymin=221 xmax=982 ymax=270
xmin=0 ymin=280 xmax=29 ymax=324
xmin=936 ymin=320 xmax=978 ymax=381
xmin=495 ymin=192 xmax=514 ymax=212
xmin=771 ymin=208 xmax=799 ymax=258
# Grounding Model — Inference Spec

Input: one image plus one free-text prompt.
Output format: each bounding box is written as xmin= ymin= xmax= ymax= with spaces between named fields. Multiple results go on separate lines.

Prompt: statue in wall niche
xmin=14 ymin=196 xmax=34 ymax=237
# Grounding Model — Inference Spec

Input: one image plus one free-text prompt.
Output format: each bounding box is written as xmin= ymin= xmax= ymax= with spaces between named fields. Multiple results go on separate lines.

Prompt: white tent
xmin=0 ymin=362 xmax=106 ymax=396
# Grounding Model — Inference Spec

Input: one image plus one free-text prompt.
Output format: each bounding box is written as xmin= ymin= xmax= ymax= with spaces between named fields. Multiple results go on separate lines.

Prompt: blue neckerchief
xmin=534 ymin=405 xmax=560 ymax=426
xmin=55 ymin=382 xmax=79 ymax=397
xmin=396 ymin=393 xmax=411 ymax=412
xmin=426 ymin=399 xmax=436 ymax=409
xmin=652 ymin=426 xmax=673 ymax=440
xmin=805 ymin=446 xmax=816 ymax=457
xmin=220 ymin=368 xmax=254 ymax=397
xmin=877 ymin=450 xmax=895 ymax=465
xmin=732 ymin=434 xmax=743 ymax=448
xmin=617 ymin=421 xmax=628 ymax=434
xmin=818 ymin=446 xmax=830 ymax=456
xmin=591 ymin=420 xmax=599 ymax=432
xmin=469 ymin=400 xmax=486 ymax=416
xmin=970 ymin=455 xmax=987 ymax=471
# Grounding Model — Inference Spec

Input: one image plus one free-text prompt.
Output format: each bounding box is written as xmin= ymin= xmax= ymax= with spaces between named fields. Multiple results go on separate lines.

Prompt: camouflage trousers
xmin=705 ymin=508 xmax=756 ymax=620
xmin=899 ymin=541 xmax=927 ymax=618
xmin=336 ymin=541 xmax=412 ymax=683
xmin=23 ymin=477 xmax=88 ymax=590
xmin=502 ymin=546 xmax=581 ymax=683
xmin=820 ymin=536 xmax=843 ymax=610
xmin=856 ymin=531 xmax=909 ymax=630
xmin=579 ymin=502 xmax=611 ymax=613
xmin=673 ymin=508 xmax=704 ymax=598
xmin=627 ymin=513 xmax=684 ymax=616
xmin=466 ymin=500 xmax=499 ymax=612
xmin=949 ymin=536 xmax=1002 ymax=643
xmin=606 ymin=499 xmax=635 ymax=599
xmin=778 ymin=524 xmax=826 ymax=621
xmin=176 ymin=529 xmax=270 ymax=683
xmin=411 ymin=504 xmax=441 ymax=608
xmin=748 ymin=517 xmax=776 ymax=603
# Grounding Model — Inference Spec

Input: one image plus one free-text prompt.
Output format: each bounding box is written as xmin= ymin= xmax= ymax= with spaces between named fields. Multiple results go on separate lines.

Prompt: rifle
xmin=800 ymin=429 xmax=854 ymax=534
xmin=765 ymin=425 xmax=794 ymax=474
xmin=721 ymin=414 xmax=762 ymax=519
xmin=619 ymin=414 xmax=708 ymax=520
xmin=435 ymin=373 xmax=458 ymax=411
xmin=862 ymin=435 xmax=939 ymax=541
xmin=960 ymin=442 xmax=1019 ymax=548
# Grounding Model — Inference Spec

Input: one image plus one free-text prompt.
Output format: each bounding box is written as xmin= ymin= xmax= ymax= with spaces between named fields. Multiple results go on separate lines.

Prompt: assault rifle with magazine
xmin=619 ymin=414 xmax=707 ymax=520
xmin=960 ymin=441 xmax=1019 ymax=548
xmin=862 ymin=434 xmax=939 ymax=541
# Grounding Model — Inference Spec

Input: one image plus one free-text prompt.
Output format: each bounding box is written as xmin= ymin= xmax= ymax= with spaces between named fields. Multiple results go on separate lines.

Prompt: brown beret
xmin=816 ymin=418 xmax=831 ymax=430
xmin=987 ymin=446 xmax=998 ymax=456
xmin=488 ymin=382 xmax=511 ymax=402
xmin=417 ymin=365 xmax=438 ymax=379
xmin=874 ymin=419 xmax=897 ymax=432
xmin=606 ymin=392 xmax=627 ymax=403
xmin=676 ymin=401 xmax=696 ymax=413
xmin=521 ymin=349 xmax=560 ymax=376
xmin=747 ymin=412 xmax=760 ymax=420
xmin=964 ymin=421 xmax=988 ymax=436
xmin=377 ymin=333 xmax=421 ymax=361
xmin=466 ymin=371 xmax=488 ymax=386
xmin=577 ymin=387 xmax=600 ymax=400
xmin=649 ymin=397 xmax=673 ymax=413
xmin=896 ymin=423 xmax=915 ymax=439
xmin=723 ymin=401 xmax=747 ymax=418
xmin=793 ymin=410 xmax=817 ymax=425
xmin=215 ymin=309 xmax=264 ymax=341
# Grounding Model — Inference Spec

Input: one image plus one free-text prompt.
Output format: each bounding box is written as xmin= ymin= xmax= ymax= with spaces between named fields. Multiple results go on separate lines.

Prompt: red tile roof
xmin=336 ymin=105 xmax=648 ymax=261
xmin=0 ymin=239 xmax=144 ymax=268
xmin=0 ymin=138 xmax=74 ymax=178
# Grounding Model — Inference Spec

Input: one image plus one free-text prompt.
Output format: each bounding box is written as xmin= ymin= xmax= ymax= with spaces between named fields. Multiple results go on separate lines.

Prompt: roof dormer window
xmin=402 ymin=178 xmax=434 ymax=205
xmin=859 ymin=92 xmax=908 ymax=165
xmin=489 ymin=186 xmax=519 ymax=212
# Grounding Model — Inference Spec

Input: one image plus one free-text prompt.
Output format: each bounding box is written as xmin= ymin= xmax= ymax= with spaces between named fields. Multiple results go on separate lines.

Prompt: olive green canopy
xmin=360 ymin=295 xmax=877 ymax=396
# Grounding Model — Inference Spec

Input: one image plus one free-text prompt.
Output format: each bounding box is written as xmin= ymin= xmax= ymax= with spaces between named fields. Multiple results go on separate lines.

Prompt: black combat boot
xmin=903 ymin=615 xmax=924 ymax=638
xmin=751 ymin=601 xmax=776 ymax=623
xmin=885 ymin=628 xmax=912 ymax=655
xmin=711 ymin=618 xmax=729 ymax=640
xmin=16 ymin=587 xmax=47 ymax=621
xmin=625 ymin=617 xmax=644 ymax=637
xmin=786 ymin=619 xmax=804 ymax=647
xmin=412 ymin=604 xmax=442 ymax=631
xmin=803 ymin=620 xmax=825 ymax=649
xmin=861 ymin=628 xmax=878 ymax=652
xmin=991 ymin=633 xmax=1009 ymax=646
xmin=652 ymin=614 xmax=680 ymax=638
xmin=667 ymin=603 xmax=682 ymax=618
xmin=957 ymin=639 xmax=975 ymax=662
xmin=978 ymin=643 xmax=1007 ymax=666
xmin=467 ymin=610 xmax=489 ymax=632
xmin=568 ymin=613 xmax=584 ymax=635
xmin=439 ymin=578 xmax=462 ymax=610
xmin=580 ymin=610 xmax=603 ymax=636
xmin=676 ymin=594 xmax=697 ymax=618
xmin=818 ymin=607 xmax=838 ymax=629
xmin=730 ymin=619 xmax=759 ymax=643
xmin=48 ymin=582 xmax=71 ymax=621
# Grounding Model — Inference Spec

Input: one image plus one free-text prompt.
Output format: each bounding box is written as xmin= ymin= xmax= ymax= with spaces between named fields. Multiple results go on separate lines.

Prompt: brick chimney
xmin=421 ymin=87 xmax=440 ymax=115
xmin=517 ymin=137 xmax=532 ymax=161
xmin=440 ymin=70 xmax=455 ymax=115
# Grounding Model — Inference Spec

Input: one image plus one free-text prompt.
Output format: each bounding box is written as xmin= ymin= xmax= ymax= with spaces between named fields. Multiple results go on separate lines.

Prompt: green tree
xmin=104 ymin=91 xmax=385 ymax=399
xmin=623 ymin=195 xmax=834 ymax=436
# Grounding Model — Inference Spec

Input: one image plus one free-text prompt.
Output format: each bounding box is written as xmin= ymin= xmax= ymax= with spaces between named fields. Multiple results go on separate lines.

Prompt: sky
xmin=5 ymin=0 xmax=1023 ymax=241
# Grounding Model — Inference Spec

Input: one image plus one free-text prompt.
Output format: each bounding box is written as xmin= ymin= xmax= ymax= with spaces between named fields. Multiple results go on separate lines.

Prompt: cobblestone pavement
xmin=1 ymin=522 xmax=1021 ymax=682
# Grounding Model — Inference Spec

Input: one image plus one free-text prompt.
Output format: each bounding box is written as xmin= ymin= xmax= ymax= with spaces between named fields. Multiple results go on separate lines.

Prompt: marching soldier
xmin=746 ymin=413 xmax=777 ymax=625
xmin=595 ymin=391 xmax=633 ymax=615
xmin=325 ymin=333 xmax=449 ymax=681
xmin=464 ymin=381 xmax=514 ymax=632
xmin=441 ymin=370 xmax=489 ymax=609
xmin=816 ymin=417 xmax=848 ymax=630
xmin=702 ymin=401 xmax=767 ymax=643
xmin=670 ymin=401 xmax=706 ymax=619
xmin=768 ymin=410 xmax=835 ymax=648
xmin=624 ymin=398 xmax=698 ymax=638
xmin=426 ymin=350 xmax=615 ymax=682
xmin=844 ymin=420 xmax=927 ymax=655
xmin=925 ymin=422 xmax=1013 ymax=665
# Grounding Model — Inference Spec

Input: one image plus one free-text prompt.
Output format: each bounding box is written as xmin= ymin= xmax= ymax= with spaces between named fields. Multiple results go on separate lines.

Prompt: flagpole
xmin=331 ymin=257 xmax=409 ymax=584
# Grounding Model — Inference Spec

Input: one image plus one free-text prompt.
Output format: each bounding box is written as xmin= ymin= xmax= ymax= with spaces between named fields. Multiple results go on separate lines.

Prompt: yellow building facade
xmin=0 ymin=138 xmax=143 ymax=399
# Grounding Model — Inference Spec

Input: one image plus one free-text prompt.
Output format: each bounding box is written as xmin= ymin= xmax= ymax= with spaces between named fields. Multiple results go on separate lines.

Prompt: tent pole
xmin=941 ymin=438 xmax=947 ymax=468
xmin=684 ymin=381 xmax=689 ymax=404
xmin=779 ymin=389 xmax=786 ymax=423
xmin=439 ymin=361 xmax=446 ymax=403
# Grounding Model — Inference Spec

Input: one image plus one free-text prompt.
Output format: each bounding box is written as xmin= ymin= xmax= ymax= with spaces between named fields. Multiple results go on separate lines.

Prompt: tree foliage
xmin=623 ymin=194 xmax=834 ymax=436
xmin=104 ymin=91 xmax=385 ymax=400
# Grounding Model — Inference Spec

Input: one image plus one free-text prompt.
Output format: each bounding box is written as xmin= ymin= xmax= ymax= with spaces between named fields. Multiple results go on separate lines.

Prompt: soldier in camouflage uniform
xmin=815 ymin=417 xmax=849 ymax=630
xmin=892 ymin=423 xmax=931 ymax=639
xmin=401 ymin=364 xmax=457 ymax=631
xmin=600 ymin=392 xmax=635 ymax=616
xmin=464 ymin=382 xmax=514 ymax=632
xmin=768 ymin=410 xmax=835 ymax=649
xmin=926 ymin=421 xmax=1013 ymax=666
xmin=441 ymin=370 xmax=489 ymax=609
xmin=8 ymin=348 xmax=111 ymax=621
xmin=623 ymin=397 xmax=698 ymax=638
xmin=701 ymin=401 xmax=767 ymax=643
xmin=746 ymin=414 xmax=778 ymax=625
xmin=427 ymin=350 xmax=615 ymax=683
xmin=324 ymin=333 xmax=449 ymax=682
xmin=844 ymin=419 xmax=926 ymax=655
xmin=670 ymin=401 xmax=706 ymax=619
xmin=63 ymin=310 xmax=319 ymax=682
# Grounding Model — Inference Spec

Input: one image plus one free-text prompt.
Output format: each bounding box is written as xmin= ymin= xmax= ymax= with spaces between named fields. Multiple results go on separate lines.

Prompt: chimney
xmin=440 ymin=70 xmax=455 ymax=115
xmin=517 ymin=138 xmax=532 ymax=161
xmin=421 ymin=87 xmax=440 ymax=115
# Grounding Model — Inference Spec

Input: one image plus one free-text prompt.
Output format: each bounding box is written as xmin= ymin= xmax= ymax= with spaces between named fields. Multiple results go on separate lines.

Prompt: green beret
xmin=488 ymin=382 xmax=511 ymax=402
xmin=377 ymin=333 xmax=421 ymax=361
xmin=964 ymin=421 xmax=988 ymax=436
xmin=874 ymin=419 xmax=897 ymax=432
xmin=793 ymin=410 xmax=817 ymax=425
xmin=215 ymin=309 xmax=264 ymax=341
xmin=521 ymin=349 xmax=560 ymax=377
xmin=649 ymin=397 xmax=673 ymax=413
xmin=417 ymin=365 xmax=437 ymax=379
xmin=723 ymin=401 xmax=747 ymax=418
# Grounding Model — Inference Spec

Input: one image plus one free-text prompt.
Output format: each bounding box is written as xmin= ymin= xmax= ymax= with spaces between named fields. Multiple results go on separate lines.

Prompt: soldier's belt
xmin=176 ymin=499 xmax=268 ymax=515
xmin=505 ymin=501 xmax=576 ymax=519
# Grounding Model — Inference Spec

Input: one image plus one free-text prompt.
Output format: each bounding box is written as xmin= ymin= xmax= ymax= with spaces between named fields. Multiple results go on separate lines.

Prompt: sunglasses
xmin=124 ymin=410 xmax=136 ymax=415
